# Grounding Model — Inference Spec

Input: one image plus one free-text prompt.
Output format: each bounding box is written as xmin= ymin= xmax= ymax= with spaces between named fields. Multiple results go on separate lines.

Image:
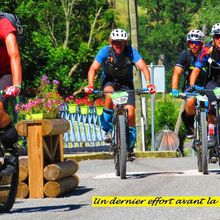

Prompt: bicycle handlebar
xmin=93 ymin=88 xmax=149 ymax=95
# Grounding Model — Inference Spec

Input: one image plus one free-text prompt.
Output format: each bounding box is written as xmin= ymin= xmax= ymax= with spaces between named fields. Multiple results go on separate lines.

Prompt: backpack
xmin=104 ymin=46 xmax=135 ymax=81
xmin=0 ymin=12 xmax=24 ymax=45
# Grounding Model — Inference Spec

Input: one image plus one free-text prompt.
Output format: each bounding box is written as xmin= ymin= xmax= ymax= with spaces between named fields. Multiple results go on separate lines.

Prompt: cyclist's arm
xmin=5 ymin=33 xmax=22 ymax=86
xmin=172 ymin=66 xmax=183 ymax=89
xmin=88 ymin=60 xmax=101 ymax=87
xmin=189 ymin=67 xmax=201 ymax=86
xmin=135 ymin=59 xmax=151 ymax=83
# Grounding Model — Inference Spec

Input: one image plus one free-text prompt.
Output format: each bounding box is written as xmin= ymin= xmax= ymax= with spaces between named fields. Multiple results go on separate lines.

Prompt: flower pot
xmin=26 ymin=113 xmax=57 ymax=120
xmin=96 ymin=106 xmax=104 ymax=116
xmin=68 ymin=104 xmax=78 ymax=113
xmin=79 ymin=105 xmax=89 ymax=115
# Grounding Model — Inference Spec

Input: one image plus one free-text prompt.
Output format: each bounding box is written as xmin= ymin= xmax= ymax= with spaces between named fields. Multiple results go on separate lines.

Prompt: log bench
xmin=16 ymin=119 xmax=70 ymax=198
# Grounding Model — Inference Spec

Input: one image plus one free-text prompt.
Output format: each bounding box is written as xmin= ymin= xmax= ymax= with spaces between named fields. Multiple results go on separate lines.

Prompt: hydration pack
xmin=104 ymin=46 xmax=134 ymax=81
xmin=0 ymin=12 xmax=24 ymax=45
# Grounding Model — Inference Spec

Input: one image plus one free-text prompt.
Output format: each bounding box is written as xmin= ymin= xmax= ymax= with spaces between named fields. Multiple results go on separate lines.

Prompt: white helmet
xmin=187 ymin=29 xmax=204 ymax=42
xmin=211 ymin=23 xmax=220 ymax=36
xmin=110 ymin=29 xmax=128 ymax=41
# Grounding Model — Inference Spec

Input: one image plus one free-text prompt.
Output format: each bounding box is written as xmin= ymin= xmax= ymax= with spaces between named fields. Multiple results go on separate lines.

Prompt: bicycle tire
xmin=196 ymin=113 xmax=202 ymax=172
xmin=114 ymin=153 xmax=120 ymax=176
xmin=0 ymin=154 xmax=19 ymax=213
xmin=201 ymin=111 xmax=208 ymax=174
xmin=118 ymin=115 xmax=127 ymax=179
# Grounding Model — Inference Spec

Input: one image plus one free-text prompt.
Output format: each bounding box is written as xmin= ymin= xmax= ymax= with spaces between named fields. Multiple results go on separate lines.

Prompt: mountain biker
xmin=189 ymin=23 xmax=220 ymax=146
xmin=171 ymin=29 xmax=206 ymax=138
xmin=0 ymin=15 xmax=22 ymax=172
xmin=84 ymin=28 xmax=155 ymax=160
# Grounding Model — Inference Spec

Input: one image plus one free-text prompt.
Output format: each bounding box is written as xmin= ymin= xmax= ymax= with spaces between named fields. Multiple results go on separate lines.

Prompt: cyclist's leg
xmin=0 ymin=75 xmax=12 ymax=128
xmin=123 ymin=83 xmax=136 ymax=149
xmin=205 ymin=80 xmax=219 ymax=146
xmin=100 ymin=78 xmax=115 ymax=141
xmin=0 ymin=74 xmax=18 ymax=152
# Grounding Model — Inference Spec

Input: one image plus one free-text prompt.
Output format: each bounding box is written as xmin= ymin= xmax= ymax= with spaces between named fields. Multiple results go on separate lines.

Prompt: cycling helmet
xmin=110 ymin=29 xmax=128 ymax=41
xmin=211 ymin=23 xmax=220 ymax=36
xmin=187 ymin=29 xmax=204 ymax=42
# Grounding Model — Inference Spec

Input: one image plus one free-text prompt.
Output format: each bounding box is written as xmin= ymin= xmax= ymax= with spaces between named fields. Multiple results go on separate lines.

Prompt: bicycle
xmin=180 ymin=87 xmax=220 ymax=175
xmin=0 ymin=93 xmax=19 ymax=212
xmin=94 ymin=88 xmax=149 ymax=179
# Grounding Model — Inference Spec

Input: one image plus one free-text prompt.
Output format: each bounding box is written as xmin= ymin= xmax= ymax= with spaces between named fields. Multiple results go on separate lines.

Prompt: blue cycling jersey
xmin=95 ymin=45 xmax=142 ymax=82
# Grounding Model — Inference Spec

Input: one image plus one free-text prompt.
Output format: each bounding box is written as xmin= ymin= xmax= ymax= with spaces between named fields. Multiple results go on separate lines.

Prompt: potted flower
xmin=65 ymin=95 xmax=78 ymax=114
xmin=93 ymin=98 xmax=105 ymax=115
xmin=16 ymin=75 xmax=64 ymax=120
xmin=74 ymin=96 xmax=92 ymax=115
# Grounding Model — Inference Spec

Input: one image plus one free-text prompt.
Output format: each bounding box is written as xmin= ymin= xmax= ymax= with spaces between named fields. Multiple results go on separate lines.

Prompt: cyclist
xmin=85 ymin=28 xmax=155 ymax=160
xmin=189 ymin=23 xmax=220 ymax=146
xmin=171 ymin=29 xmax=206 ymax=138
xmin=0 ymin=15 xmax=22 ymax=173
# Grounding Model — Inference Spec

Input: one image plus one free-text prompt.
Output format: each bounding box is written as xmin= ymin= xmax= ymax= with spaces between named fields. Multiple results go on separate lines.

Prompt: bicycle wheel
xmin=0 ymin=152 xmax=19 ymax=213
xmin=201 ymin=111 xmax=208 ymax=174
xmin=118 ymin=115 xmax=128 ymax=179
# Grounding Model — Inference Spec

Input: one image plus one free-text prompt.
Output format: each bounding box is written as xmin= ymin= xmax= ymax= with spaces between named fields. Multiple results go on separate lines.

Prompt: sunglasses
xmin=112 ymin=40 xmax=125 ymax=45
xmin=214 ymin=34 xmax=220 ymax=40
xmin=188 ymin=41 xmax=202 ymax=46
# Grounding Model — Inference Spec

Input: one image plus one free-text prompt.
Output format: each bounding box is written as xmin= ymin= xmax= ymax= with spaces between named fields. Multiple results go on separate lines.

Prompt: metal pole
xmin=150 ymin=62 xmax=155 ymax=151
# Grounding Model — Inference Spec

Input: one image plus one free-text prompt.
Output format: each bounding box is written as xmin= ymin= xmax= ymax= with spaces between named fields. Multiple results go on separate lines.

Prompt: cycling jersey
xmin=0 ymin=18 xmax=17 ymax=75
xmin=95 ymin=45 xmax=142 ymax=83
xmin=195 ymin=41 xmax=220 ymax=83
xmin=175 ymin=49 xmax=207 ymax=88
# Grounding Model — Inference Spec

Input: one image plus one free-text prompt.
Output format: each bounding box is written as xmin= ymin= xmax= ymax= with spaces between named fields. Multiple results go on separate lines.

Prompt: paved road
xmin=1 ymin=156 xmax=220 ymax=220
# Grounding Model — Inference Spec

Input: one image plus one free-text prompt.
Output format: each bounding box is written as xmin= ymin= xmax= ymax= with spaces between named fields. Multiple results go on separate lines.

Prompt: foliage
xmin=138 ymin=0 xmax=202 ymax=92
xmin=145 ymin=96 xmax=179 ymax=146
xmin=15 ymin=75 xmax=64 ymax=116
xmin=9 ymin=0 xmax=116 ymax=94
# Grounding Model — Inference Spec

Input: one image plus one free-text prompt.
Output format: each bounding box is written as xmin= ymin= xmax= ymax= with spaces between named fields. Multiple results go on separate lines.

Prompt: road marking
xmin=93 ymin=169 xmax=220 ymax=179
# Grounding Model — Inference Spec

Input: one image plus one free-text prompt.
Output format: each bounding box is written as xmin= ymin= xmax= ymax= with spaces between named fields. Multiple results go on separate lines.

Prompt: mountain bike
xmin=94 ymin=89 xmax=149 ymax=179
xmin=181 ymin=87 xmax=220 ymax=174
xmin=0 ymin=94 xmax=19 ymax=212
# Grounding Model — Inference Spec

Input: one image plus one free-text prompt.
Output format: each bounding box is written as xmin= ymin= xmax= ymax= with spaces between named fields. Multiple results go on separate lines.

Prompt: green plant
xmin=15 ymin=75 xmax=64 ymax=117
xmin=145 ymin=96 xmax=179 ymax=149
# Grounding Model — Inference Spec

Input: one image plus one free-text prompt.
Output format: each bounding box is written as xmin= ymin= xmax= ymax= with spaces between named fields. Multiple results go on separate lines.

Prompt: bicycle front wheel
xmin=201 ymin=111 xmax=208 ymax=175
xmin=0 ymin=154 xmax=19 ymax=213
xmin=118 ymin=115 xmax=128 ymax=179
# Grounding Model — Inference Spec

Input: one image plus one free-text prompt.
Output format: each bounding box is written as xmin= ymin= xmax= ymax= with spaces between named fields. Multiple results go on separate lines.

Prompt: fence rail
xmin=60 ymin=104 xmax=109 ymax=153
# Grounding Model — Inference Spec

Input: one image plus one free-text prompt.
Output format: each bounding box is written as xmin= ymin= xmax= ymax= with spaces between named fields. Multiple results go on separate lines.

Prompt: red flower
xmin=93 ymin=98 xmax=105 ymax=107
xmin=75 ymin=96 xmax=92 ymax=106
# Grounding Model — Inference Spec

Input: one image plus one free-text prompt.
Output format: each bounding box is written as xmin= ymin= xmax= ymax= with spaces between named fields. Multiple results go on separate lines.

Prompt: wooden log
xmin=43 ymin=175 xmax=79 ymax=197
xmin=19 ymin=157 xmax=28 ymax=182
xmin=41 ymin=119 xmax=70 ymax=136
xmin=16 ymin=182 xmax=29 ymax=199
xmin=16 ymin=119 xmax=70 ymax=137
xmin=43 ymin=159 xmax=79 ymax=181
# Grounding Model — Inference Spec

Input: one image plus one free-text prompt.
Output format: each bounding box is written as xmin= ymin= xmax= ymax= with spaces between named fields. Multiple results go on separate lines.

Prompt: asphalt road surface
xmin=1 ymin=156 xmax=220 ymax=220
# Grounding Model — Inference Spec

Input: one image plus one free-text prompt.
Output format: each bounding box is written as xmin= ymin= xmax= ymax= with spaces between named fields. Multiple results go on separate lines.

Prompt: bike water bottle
xmin=208 ymin=123 xmax=215 ymax=136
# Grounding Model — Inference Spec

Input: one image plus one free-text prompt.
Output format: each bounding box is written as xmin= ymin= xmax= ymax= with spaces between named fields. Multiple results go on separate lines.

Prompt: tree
xmin=137 ymin=0 xmax=202 ymax=91
xmin=14 ymin=0 xmax=115 ymax=95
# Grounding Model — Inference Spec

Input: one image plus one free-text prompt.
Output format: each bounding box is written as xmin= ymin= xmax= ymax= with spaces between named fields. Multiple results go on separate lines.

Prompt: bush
xmin=145 ymin=96 xmax=180 ymax=149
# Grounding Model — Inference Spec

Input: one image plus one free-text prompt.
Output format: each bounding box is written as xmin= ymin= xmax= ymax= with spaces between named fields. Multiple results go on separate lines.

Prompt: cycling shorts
xmin=102 ymin=77 xmax=135 ymax=106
